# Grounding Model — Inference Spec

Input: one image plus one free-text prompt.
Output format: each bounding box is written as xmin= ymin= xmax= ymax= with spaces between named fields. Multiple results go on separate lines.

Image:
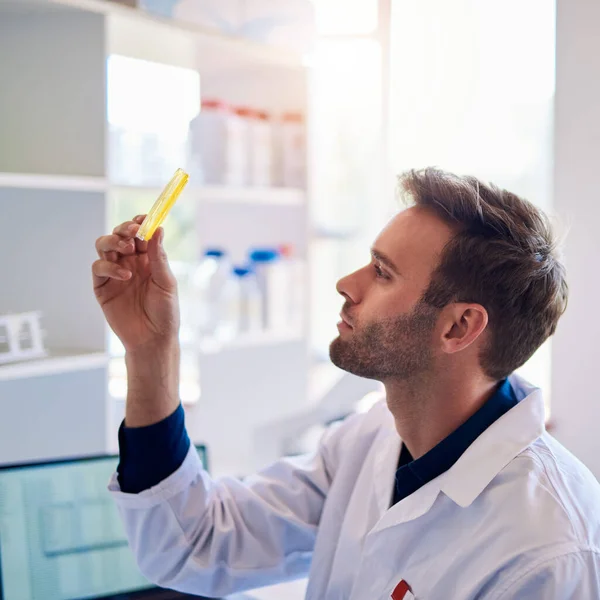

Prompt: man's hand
xmin=92 ymin=215 xmax=180 ymax=353
xmin=93 ymin=215 xmax=181 ymax=426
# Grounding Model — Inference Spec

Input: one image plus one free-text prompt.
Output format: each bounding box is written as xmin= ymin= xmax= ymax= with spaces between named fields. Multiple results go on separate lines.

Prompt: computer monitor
xmin=0 ymin=445 xmax=208 ymax=600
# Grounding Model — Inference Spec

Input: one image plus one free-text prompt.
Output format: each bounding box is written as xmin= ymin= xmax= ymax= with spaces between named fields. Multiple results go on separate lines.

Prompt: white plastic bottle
xmin=231 ymin=106 xmax=255 ymax=186
xmin=280 ymin=111 xmax=306 ymax=188
xmin=189 ymin=99 xmax=248 ymax=185
xmin=188 ymin=98 xmax=226 ymax=184
xmin=278 ymin=243 xmax=305 ymax=332
xmin=226 ymin=107 xmax=248 ymax=186
xmin=237 ymin=266 xmax=263 ymax=334
xmin=217 ymin=266 xmax=263 ymax=341
xmin=248 ymin=110 xmax=273 ymax=187
xmin=216 ymin=267 xmax=243 ymax=342
xmin=248 ymin=248 xmax=288 ymax=332
xmin=191 ymin=248 xmax=230 ymax=339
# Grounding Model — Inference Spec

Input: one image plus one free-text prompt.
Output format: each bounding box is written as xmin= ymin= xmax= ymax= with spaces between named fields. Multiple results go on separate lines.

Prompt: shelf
xmin=0 ymin=172 xmax=107 ymax=192
xmin=5 ymin=0 xmax=306 ymax=71
xmin=0 ymin=351 xmax=108 ymax=382
xmin=108 ymin=330 xmax=305 ymax=360
xmin=112 ymin=184 xmax=305 ymax=206
xmin=108 ymin=355 xmax=201 ymax=406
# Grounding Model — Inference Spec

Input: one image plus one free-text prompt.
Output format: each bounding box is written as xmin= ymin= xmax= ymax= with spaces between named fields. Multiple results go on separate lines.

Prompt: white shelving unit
xmin=0 ymin=0 xmax=312 ymax=473
xmin=0 ymin=172 xmax=107 ymax=191
xmin=0 ymin=351 xmax=108 ymax=382
xmin=7 ymin=0 xmax=305 ymax=70
xmin=113 ymin=184 xmax=305 ymax=206
xmin=0 ymin=0 xmax=387 ymax=477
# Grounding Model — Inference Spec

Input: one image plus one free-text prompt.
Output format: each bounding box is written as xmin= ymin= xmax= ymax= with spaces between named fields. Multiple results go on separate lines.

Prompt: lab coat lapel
xmin=371 ymin=477 xmax=442 ymax=534
xmin=371 ymin=406 xmax=441 ymax=532
xmin=372 ymin=373 xmax=545 ymax=532
xmin=440 ymin=378 xmax=546 ymax=507
xmin=324 ymin=414 xmax=401 ymax=599
xmin=370 ymin=405 xmax=443 ymax=532
xmin=373 ymin=414 xmax=402 ymax=518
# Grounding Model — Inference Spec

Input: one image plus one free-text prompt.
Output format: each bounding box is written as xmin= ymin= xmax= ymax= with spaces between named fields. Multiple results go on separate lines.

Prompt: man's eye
xmin=374 ymin=263 xmax=389 ymax=279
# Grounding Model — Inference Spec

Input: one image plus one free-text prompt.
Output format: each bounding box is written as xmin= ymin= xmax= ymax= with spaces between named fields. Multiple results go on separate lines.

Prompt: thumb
xmin=148 ymin=228 xmax=176 ymax=291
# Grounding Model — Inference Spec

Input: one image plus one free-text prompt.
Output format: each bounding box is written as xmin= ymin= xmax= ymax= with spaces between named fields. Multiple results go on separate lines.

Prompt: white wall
xmin=0 ymin=10 xmax=106 ymax=176
xmin=552 ymin=0 xmax=600 ymax=477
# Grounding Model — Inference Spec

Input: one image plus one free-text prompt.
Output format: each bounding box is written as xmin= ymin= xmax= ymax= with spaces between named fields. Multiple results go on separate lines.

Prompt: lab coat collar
xmin=371 ymin=406 xmax=442 ymax=533
xmin=372 ymin=475 xmax=444 ymax=534
xmin=440 ymin=373 xmax=546 ymax=508
xmin=373 ymin=424 xmax=402 ymax=516
xmin=371 ymin=374 xmax=545 ymax=533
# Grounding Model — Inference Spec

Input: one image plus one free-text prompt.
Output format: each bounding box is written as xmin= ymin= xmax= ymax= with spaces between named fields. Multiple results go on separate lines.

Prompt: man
xmin=93 ymin=168 xmax=600 ymax=599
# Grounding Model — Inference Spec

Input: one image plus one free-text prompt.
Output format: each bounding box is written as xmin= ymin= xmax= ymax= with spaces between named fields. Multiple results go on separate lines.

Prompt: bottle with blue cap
xmin=217 ymin=265 xmax=263 ymax=341
xmin=191 ymin=247 xmax=230 ymax=339
xmin=249 ymin=247 xmax=289 ymax=332
xmin=236 ymin=266 xmax=263 ymax=334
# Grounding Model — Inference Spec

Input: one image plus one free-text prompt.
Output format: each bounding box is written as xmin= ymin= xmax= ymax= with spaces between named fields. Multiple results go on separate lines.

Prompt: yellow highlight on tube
xmin=136 ymin=168 xmax=189 ymax=241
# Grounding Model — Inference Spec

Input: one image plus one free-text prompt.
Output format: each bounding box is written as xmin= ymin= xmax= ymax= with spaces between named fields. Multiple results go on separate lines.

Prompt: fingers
xmin=130 ymin=214 xmax=149 ymax=253
xmin=112 ymin=214 xmax=146 ymax=234
xmin=92 ymin=259 xmax=132 ymax=288
xmin=134 ymin=232 xmax=149 ymax=255
xmin=113 ymin=216 xmax=149 ymax=254
xmin=96 ymin=216 xmax=148 ymax=260
xmin=147 ymin=227 xmax=176 ymax=292
xmin=113 ymin=220 xmax=140 ymax=238
xmin=96 ymin=234 xmax=136 ymax=258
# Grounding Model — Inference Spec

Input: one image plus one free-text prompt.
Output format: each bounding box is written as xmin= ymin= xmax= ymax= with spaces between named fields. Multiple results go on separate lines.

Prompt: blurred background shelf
xmin=0 ymin=0 xmax=378 ymax=481
xmin=112 ymin=184 xmax=305 ymax=206
xmin=2 ymin=3 xmax=590 ymax=599
xmin=110 ymin=330 xmax=305 ymax=360
xmin=1 ymin=0 xmax=306 ymax=71
xmin=0 ymin=351 xmax=108 ymax=382
xmin=0 ymin=172 xmax=107 ymax=191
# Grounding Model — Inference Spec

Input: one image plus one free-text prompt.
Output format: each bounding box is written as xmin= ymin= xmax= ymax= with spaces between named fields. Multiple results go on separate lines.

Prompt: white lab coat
xmin=109 ymin=374 xmax=600 ymax=599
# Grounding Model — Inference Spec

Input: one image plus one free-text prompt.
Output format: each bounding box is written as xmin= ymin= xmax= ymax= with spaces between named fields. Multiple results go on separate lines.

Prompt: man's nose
xmin=336 ymin=270 xmax=362 ymax=305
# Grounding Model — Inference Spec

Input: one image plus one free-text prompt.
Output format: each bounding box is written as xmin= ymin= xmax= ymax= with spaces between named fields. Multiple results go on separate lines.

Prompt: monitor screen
xmin=0 ymin=446 xmax=207 ymax=600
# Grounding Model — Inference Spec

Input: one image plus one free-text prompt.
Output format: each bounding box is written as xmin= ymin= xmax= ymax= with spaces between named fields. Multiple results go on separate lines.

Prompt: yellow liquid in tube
xmin=136 ymin=168 xmax=189 ymax=241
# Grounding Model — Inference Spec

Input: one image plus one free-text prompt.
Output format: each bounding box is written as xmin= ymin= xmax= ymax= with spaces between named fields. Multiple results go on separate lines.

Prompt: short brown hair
xmin=399 ymin=167 xmax=568 ymax=380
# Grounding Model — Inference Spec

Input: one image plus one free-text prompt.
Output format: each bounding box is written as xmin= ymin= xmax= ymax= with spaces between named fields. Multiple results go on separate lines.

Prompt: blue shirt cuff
xmin=117 ymin=403 xmax=191 ymax=494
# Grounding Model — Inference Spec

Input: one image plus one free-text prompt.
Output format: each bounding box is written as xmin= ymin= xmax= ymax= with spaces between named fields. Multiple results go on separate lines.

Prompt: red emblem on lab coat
xmin=391 ymin=579 xmax=412 ymax=599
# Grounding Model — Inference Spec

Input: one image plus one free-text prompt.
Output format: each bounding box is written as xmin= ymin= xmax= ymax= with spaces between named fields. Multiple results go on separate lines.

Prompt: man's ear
xmin=440 ymin=303 xmax=488 ymax=355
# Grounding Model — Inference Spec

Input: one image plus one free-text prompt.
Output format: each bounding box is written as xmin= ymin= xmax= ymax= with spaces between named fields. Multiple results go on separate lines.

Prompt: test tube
xmin=136 ymin=168 xmax=190 ymax=241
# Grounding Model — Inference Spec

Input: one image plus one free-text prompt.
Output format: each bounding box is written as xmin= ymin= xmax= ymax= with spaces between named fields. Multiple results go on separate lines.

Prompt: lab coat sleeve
xmin=108 ymin=412 xmax=364 ymax=598
xmin=493 ymin=548 xmax=600 ymax=599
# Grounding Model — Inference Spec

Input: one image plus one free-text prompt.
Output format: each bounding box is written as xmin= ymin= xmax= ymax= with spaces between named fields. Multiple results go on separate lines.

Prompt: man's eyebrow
xmin=371 ymin=249 xmax=400 ymax=275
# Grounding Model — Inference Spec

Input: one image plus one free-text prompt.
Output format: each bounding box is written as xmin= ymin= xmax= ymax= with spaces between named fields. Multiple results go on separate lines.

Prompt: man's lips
xmin=339 ymin=312 xmax=354 ymax=328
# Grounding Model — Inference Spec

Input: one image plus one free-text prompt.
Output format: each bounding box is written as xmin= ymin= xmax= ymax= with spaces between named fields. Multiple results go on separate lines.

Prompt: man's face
xmin=330 ymin=207 xmax=455 ymax=381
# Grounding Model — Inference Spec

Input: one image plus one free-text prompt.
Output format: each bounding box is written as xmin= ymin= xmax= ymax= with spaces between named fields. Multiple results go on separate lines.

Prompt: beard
xmin=329 ymin=301 xmax=439 ymax=381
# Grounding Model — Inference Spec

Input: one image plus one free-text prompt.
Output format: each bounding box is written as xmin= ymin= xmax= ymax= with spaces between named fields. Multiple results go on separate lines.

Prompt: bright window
xmin=389 ymin=0 xmax=556 ymax=410
xmin=309 ymin=36 xmax=384 ymax=358
xmin=313 ymin=0 xmax=378 ymax=35
xmin=106 ymin=55 xmax=202 ymax=405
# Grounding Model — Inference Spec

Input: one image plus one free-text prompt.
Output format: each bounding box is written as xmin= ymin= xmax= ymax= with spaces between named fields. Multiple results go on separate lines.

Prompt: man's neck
xmin=384 ymin=371 xmax=500 ymax=459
